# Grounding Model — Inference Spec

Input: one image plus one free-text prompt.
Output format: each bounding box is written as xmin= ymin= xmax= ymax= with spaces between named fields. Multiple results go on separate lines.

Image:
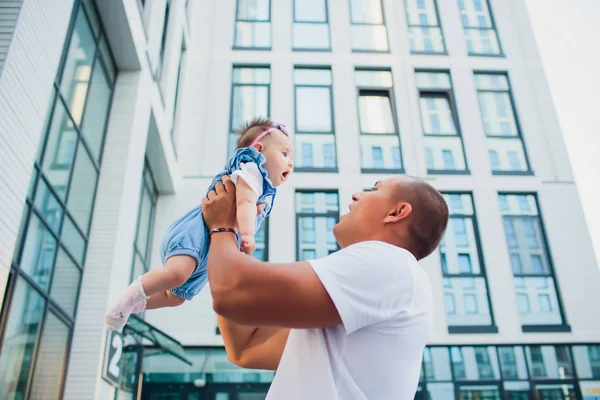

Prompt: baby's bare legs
xmin=105 ymin=255 xmax=196 ymax=330
xmin=146 ymin=291 xmax=186 ymax=309
xmin=140 ymin=255 xmax=197 ymax=295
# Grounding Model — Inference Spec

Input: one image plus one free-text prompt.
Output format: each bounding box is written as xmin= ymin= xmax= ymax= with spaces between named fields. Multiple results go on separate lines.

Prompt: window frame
xmin=293 ymin=66 xmax=338 ymax=173
xmin=416 ymin=70 xmax=470 ymax=175
xmin=441 ymin=192 xmax=498 ymax=334
xmin=292 ymin=0 xmax=331 ymax=51
xmin=404 ymin=0 xmax=448 ymax=55
xmin=474 ymin=71 xmax=533 ymax=176
xmin=348 ymin=0 xmax=390 ymax=53
xmin=458 ymin=0 xmax=504 ymax=57
xmin=294 ymin=189 xmax=340 ymax=261
xmin=227 ymin=65 xmax=271 ymax=158
xmin=499 ymin=192 xmax=570 ymax=333
xmin=233 ymin=0 xmax=272 ymax=50
xmin=355 ymin=68 xmax=404 ymax=174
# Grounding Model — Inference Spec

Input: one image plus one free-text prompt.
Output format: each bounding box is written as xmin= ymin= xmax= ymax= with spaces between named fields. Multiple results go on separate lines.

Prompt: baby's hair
xmin=236 ymin=117 xmax=279 ymax=149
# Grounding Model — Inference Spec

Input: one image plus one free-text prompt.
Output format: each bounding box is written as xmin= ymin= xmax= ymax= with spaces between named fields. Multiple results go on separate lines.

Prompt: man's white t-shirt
xmin=266 ymin=241 xmax=432 ymax=400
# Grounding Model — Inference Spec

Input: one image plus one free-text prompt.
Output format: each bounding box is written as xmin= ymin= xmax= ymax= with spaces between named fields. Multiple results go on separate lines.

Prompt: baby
xmin=105 ymin=117 xmax=294 ymax=330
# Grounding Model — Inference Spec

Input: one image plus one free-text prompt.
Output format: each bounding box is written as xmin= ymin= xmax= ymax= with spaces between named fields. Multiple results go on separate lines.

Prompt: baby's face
xmin=259 ymin=130 xmax=294 ymax=187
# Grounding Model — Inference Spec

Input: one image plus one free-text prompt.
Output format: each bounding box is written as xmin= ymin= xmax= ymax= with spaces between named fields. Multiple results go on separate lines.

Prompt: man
xmin=202 ymin=175 xmax=449 ymax=399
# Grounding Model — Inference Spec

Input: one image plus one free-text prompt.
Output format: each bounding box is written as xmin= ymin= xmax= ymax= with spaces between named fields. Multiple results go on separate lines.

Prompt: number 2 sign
xmin=102 ymin=330 xmax=123 ymax=387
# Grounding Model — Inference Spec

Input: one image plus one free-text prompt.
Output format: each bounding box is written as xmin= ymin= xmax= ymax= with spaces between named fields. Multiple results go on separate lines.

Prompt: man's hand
xmin=202 ymin=176 xmax=237 ymax=231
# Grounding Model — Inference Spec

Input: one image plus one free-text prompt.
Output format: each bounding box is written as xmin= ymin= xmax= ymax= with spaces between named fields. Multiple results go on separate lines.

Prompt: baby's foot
xmin=105 ymin=278 xmax=149 ymax=331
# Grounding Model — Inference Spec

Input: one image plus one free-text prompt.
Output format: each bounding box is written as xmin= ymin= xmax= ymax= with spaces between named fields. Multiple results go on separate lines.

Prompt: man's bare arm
xmin=207 ymin=232 xmax=342 ymax=328
xmin=217 ymin=314 xmax=289 ymax=370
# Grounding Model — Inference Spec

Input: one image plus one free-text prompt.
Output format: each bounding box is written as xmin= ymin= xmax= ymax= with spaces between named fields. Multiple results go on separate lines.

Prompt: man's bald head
xmin=333 ymin=175 xmax=449 ymax=259
xmin=391 ymin=176 xmax=449 ymax=260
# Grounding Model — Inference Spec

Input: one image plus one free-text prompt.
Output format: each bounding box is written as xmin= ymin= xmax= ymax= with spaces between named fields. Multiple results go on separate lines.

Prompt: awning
xmin=124 ymin=315 xmax=192 ymax=365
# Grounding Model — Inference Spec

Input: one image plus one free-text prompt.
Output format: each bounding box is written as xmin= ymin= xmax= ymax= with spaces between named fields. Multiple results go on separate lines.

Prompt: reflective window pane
xmin=50 ymin=249 xmax=81 ymax=316
xmin=80 ymin=58 xmax=111 ymax=161
xmin=295 ymin=134 xmax=336 ymax=169
xmin=355 ymin=70 xmax=393 ymax=88
xmin=514 ymin=277 xmax=562 ymax=325
xmin=296 ymin=86 xmax=332 ymax=132
xmin=29 ymin=312 xmax=70 ymax=400
xmin=427 ymin=382 xmax=455 ymax=400
xmin=295 ymin=0 xmax=326 ymax=21
xmin=232 ymin=67 xmax=271 ymax=84
xmin=253 ymin=221 xmax=267 ymax=261
xmin=42 ymin=100 xmax=78 ymax=200
xmin=67 ymin=143 xmax=98 ymax=234
xmin=33 ymin=179 xmax=63 ymax=233
xmin=415 ymin=72 xmax=452 ymax=90
xmin=351 ymin=25 xmax=389 ymax=51
xmin=420 ymin=96 xmax=456 ymax=135
xmin=451 ymin=346 xmax=501 ymax=381
xmin=526 ymin=346 xmax=575 ymax=380
xmin=59 ymin=7 xmax=97 ymax=124
xmin=0 ymin=278 xmax=45 ymax=398
xmin=234 ymin=22 xmax=271 ymax=48
xmin=405 ymin=0 xmax=446 ymax=53
xmin=478 ymin=92 xmax=518 ymax=136
xmin=237 ymin=0 xmax=269 ymax=20
xmin=459 ymin=0 xmax=501 ymax=56
xmin=457 ymin=385 xmax=501 ymax=400
xmin=498 ymin=346 xmax=529 ymax=380
xmin=20 ymin=214 xmax=57 ymax=290
xmin=573 ymin=345 xmax=600 ymax=379
xmin=358 ymin=93 xmax=395 ymax=134
xmin=293 ymin=23 xmax=330 ymax=50
xmin=135 ymin=186 xmax=153 ymax=260
xmin=443 ymin=278 xmax=491 ymax=325
xmin=350 ymin=0 xmax=384 ymax=23
xmin=486 ymin=138 xmax=527 ymax=172
xmin=61 ymin=216 xmax=86 ymax=265
xmin=423 ymin=137 xmax=467 ymax=171
xmin=359 ymin=135 xmax=402 ymax=170
xmin=296 ymin=192 xmax=338 ymax=260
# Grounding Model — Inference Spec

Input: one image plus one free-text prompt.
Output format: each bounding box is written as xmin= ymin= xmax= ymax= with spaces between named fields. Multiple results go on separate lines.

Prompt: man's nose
xmin=352 ymin=192 xmax=362 ymax=202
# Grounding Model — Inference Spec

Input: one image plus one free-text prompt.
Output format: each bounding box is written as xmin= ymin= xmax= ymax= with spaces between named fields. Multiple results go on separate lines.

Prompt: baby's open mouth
xmin=282 ymin=171 xmax=290 ymax=180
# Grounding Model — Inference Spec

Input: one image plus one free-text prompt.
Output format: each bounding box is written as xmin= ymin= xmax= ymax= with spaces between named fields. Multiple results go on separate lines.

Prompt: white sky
xmin=525 ymin=0 xmax=600 ymax=268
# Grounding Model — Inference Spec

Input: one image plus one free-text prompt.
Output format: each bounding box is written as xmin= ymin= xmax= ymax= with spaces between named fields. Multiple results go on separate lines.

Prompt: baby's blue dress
xmin=159 ymin=147 xmax=276 ymax=300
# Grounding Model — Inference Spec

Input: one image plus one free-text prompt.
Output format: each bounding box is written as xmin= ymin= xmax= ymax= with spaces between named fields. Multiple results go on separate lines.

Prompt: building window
xmin=440 ymin=193 xmax=495 ymax=331
xmin=475 ymin=73 xmax=530 ymax=174
xmin=355 ymin=69 xmax=402 ymax=172
xmin=171 ymin=45 xmax=185 ymax=157
xmin=499 ymin=194 xmax=565 ymax=328
xmin=404 ymin=0 xmax=446 ymax=54
xmin=157 ymin=0 xmax=170 ymax=78
xmin=572 ymin=345 xmax=600 ymax=379
xmin=445 ymin=294 xmax=456 ymax=314
xmin=416 ymin=71 xmax=468 ymax=174
xmin=131 ymin=162 xmax=158 ymax=284
xmin=253 ymin=219 xmax=268 ymax=261
xmin=0 ymin=1 xmax=116 ymax=397
xmin=349 ymin=0 xmax=389 ymax=51
xmin=228 ymin=66 xmax=271 ymax=155
xmin=296 ymin=191 xmax=339 ymax=260
xmin=294 ymin=68 xmax=337 ymax=171
xmin=458 ymin=0 xmax=502 ymax=56
xmin=293 ymin=0 xmax=330 ymax=50
xmin=415 ymin=344 xmax=594 ymax=399
xmin=234 ymin=0 xmax=271 ymax=49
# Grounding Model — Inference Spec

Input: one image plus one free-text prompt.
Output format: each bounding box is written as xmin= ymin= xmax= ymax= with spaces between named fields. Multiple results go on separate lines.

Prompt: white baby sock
xmin=104 ymin=277 xmax=149 ymax=331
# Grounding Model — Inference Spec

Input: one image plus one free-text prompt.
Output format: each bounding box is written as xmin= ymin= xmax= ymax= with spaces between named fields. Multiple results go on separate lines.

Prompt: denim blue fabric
xmin=161 ymin=147 xmax=276 ymax=300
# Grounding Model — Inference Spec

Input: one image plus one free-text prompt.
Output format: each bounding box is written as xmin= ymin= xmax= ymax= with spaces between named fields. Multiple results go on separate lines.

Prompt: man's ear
xmin=383 ymin=202 xmax=412 ymax=224
xmin=252 ymin=142 xmax=264 ymax=152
